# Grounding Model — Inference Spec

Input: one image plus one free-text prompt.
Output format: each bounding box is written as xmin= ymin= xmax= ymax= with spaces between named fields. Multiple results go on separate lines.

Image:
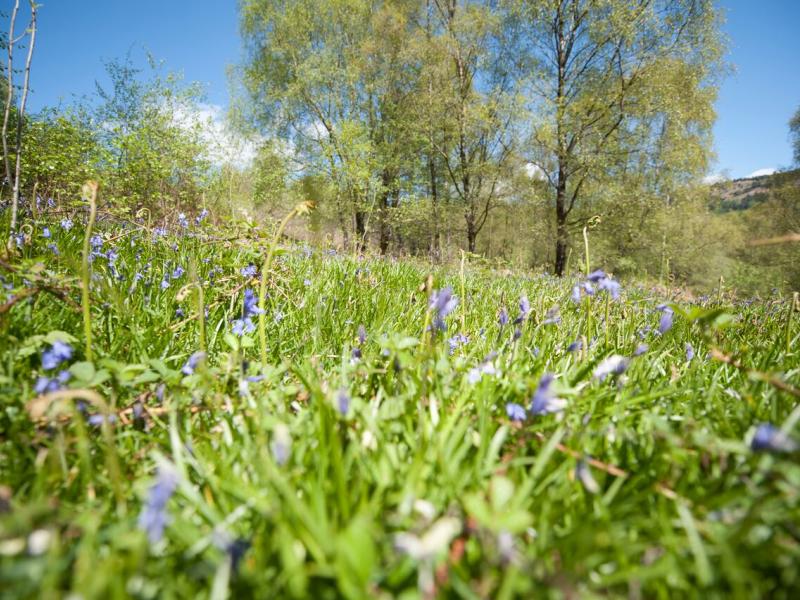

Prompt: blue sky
xmin=18 ymin=0 xmax=800 ymax=179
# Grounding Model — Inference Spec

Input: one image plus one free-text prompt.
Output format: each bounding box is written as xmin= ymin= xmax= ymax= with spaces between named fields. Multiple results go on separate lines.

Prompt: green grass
xmin=1 ymin=210 xmax=799 ymax=599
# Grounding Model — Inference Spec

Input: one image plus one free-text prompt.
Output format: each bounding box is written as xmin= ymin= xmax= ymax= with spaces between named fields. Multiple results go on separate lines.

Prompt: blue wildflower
xmin=566 ymin=340 xmax=582 ymax=353
xmin=42 ymin=227 xmax=51 ymax=239
xmin=657 ymin=305 xmax=674 ymax=334
xmin=138 ymin=465 xmax=179 ymax=544
xmin=593 ymin=355 xmax=630 ymax=382
xmin=42 ymin=341 xmax=73 ymax=371
xmin=178 ymin=213 xmax=189 ymax=229
xmin=634 ymin=343 xmax=649 ymax=356
xmin=751 ymin=423 xmax=798 ymax=453
xmin=242 ymin=288 xmax=263 ymax=318
xmin=498 ymin=307 xmax=509 ymax=328
xmin=586 ymin=270 xmax=606 ymax=283
xmin=429 ymin=287 xmax=458 ymax=331
xmin=357 ymin=324 xmax=367 ymax=346
xmin=271 ymin=424 xmax=291 ymax=466
xmin=195 ymin=208 xmax=209 ymax=224
xmin=171 ymin=266 xmax=185 ymax=280
xmin=506 ymin=402 xmax=526 ymax=421
xmin=241 ymin=264 xmax=258 ymax=278
xmin=47 ymin=243 xmax=59 ymax=256
xmin=336 ymin=388 xmax=351 ymax=415
xmin=513 ymin=295 xmax=531 ymax=324
xmin=542 ymin=306 xmax=561 ymax=325
xmin=60 ymin=218 xmax=73 ymax=231
xmin=530 ymin=374 xmax=567 ymax=415
xmin=181 ymin=351 xmax=205 ymax=375
xmin=685 ymin=343 xmax=695 ymax=361
xmin=232 ymin=318 xmax=256 ymax=336
xmin=90 ymin=235 xmax=103 ymax=251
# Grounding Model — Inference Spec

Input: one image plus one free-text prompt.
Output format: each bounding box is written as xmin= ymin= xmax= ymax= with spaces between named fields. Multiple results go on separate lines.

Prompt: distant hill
xmin=709 ymin=168 xmax=800 ymax=212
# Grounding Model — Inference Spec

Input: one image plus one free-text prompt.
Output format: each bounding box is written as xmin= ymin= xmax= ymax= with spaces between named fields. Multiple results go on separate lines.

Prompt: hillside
xmin=710 ymin=167 xmax=800 ymax=212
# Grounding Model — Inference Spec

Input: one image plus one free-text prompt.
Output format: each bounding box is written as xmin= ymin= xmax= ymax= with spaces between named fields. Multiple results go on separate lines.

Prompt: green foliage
xmin=1 ymin=209 xmax=800 ymax=597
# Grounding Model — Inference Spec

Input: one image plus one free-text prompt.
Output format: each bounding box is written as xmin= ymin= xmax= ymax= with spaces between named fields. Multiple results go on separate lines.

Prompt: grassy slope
xmin=1 ymin=213 xmax=799 ymax=598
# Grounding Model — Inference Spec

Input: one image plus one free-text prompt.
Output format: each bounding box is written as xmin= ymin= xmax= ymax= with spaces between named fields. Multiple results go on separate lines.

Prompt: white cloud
xmin=524 ymin=162 xmax=547 ymax=181
xmin=702 ymin=173 xmax=726 ymax=184
xmin=173 ymin=102 xmax=261 ymax=168
xmin=745 ymin=167 xmax=776 ymax=179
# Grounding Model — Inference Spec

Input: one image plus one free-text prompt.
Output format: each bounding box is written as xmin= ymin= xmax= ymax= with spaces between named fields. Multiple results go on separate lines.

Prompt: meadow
xmin=1 ymin=202 xmax=799 ymax=599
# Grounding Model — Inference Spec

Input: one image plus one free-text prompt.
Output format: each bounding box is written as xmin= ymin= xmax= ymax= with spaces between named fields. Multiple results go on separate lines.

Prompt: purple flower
xmin=513 ymin=296 xmax=531 ymax=324
xmin=181 ymin=351 xmax=205 ymax=375
xmin=586 ymin=270 xmax=606 ymax=283
xmin=597 ymin=277 xmax=621 ymax=300
xmin=566 ymin=340 xmax=582 ymax=353
xmin=42 ymin=341 xmax=73 ymax=371
xmin=241 ymin=264 xmax=258 ymax=278
xmin=634 ymin=344 xmax=649 ymax=356
xmin=498 ymin=307 xmax=509 ymax=327
xmin=685 ymin=343 xmax=695 ymax=361
xmin=657 ymin=304 xmax=674 ymax=334
xmin=171 ymin=266 xmax=185 ymax=279
xmin=42 ymin=227 xmax=51 ymax=239
xmin=336 ymin=388 xmax=350 ymax=415
xmin=87 ymin=413 xmax=117 ymax=427
xmin=160 ymin=277 xmax=170 ymax=290
xmin=593 ymin=355 xmax=630 ymax=382
xmin=571 ymin=285 xmax=582 ymax=304
xmin=429 ymin=287 xmax=458 ymax=331
xmin=196 ymin=209 xmax=209 ymax=224
xmin=530 ymin=374 xmax=567 ymax=415
xmin=505 ymin=402 xmax=526 ymax=421
xmin=271 ymin=424 xmax=291 ymax=466
xmin=576 ymin=460 xmax=600 ymax=494
xmin=447 ymin=333 xmax=469 ymax=353
xmin=60 ymin=218 xmax=73 ymax=231
xmin=751 ymin=423 xmax=798 ymax=453
xmin=242 ymin=288 xmax=263 ymax=318
xmin=357 ymin=324 xmax=367 ymax=345
xmin=178 ymin=213 xmax=189 ymax=229
xmin=138 ymin=465 xmax=179 ymax=544
xmin=232 ymin=318 xmax=256 ymax=336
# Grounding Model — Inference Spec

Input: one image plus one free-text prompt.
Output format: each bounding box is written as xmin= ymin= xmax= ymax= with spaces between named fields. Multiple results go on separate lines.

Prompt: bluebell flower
xmin=576 ymin=460 xmax=600 ymax=494
xmin=271 ymin=424 xmax=291 ymax=466
xmin=566 ymin=340 xmax=582 ymax=353
xmin=13 ymin=232 xmax=24 ymax=248
xmin=160 ymin=277 xmax=170 ymax=290
xmin=87 ymin=413 xmax=118 ymax=427
xmin=506 ymin=402 xmax=526 ymax=421
xmin=593 ymin=355 xmax=629 ymax=382
xmin=685 ymin=343 xmax=695 ymax=361
xmin=530 ymin=374 xmax=567 ymax=415
xmin=138 ymin=465 xmax=179 ymax=544
xmin=47 ymin=243 xmax=59 ymax=256
xmin=232 ymin=318 xmax=256 ymax=336
xmin=60 ymin=218 xmax=73 ymax=231
xmin=586 ymin=269 xmax=606 ymax=283
xmin=242 ymin=289 xmax=263 ymax=318
xmin=657 ymin=305 xmax=674 ymax=334
xmin=195 ymin=208 xmax=209 ymax=224
xmin=303 ymin=278 xmax=312 ymax=287
xmin=241 ymin=264 xmax=258 ymax=278
xmin=178 ymin=213 xmax=189 ymax=229
xmin=571 ymin=285 xmax=582 ymax=304
xmin=634 ymin=343 xmax=649 ymax=356
xmin=751 ymin=423 xmax=798 ymax=453
xmin=357 ymin=324 xmax=367 ymax=346
xmin=429 ymin=287 xmax=458 ymax=331
xmin=42 ymin=341 xmax=73 ymax=371
xmin=181 ymin=351 xmax=205 ymax=375
xmin=513 ymin=296 xmax=531 ymax=324
xmin=336 ymin=388 xmax=351 ymax=415
xmin=175 ymin=308 xmax=185 ymax=318
xmin=41 ymin=227 xmax=51 ymax=239
xmin=498 ymin=307 xmax=509 ymax=328
xmin=447 ymin=333 xmax=469 ymax=353
xmin=153 ymin=227 xmax=167 ymax=240
xmin=171 ymin=266 xmax=184 ymax=279
xmin=598 ymin=277 xmax=621 ymax=300
xmin=90 ymin=235 xmax=103 ymax=251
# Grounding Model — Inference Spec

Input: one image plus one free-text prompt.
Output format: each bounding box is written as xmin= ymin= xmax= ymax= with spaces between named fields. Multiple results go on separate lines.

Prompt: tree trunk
xmin=354 ymin=209 xmax=367 ymax=252
xmin=554 ymin=163 xmax=568 ymax=276
xmin=466 ymin=208 xmax=477 ymax=254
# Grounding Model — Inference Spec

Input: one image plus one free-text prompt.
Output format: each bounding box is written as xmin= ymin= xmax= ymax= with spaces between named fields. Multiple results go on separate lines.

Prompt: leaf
xmin=69 ymin=361 xmax=96 ymax=383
